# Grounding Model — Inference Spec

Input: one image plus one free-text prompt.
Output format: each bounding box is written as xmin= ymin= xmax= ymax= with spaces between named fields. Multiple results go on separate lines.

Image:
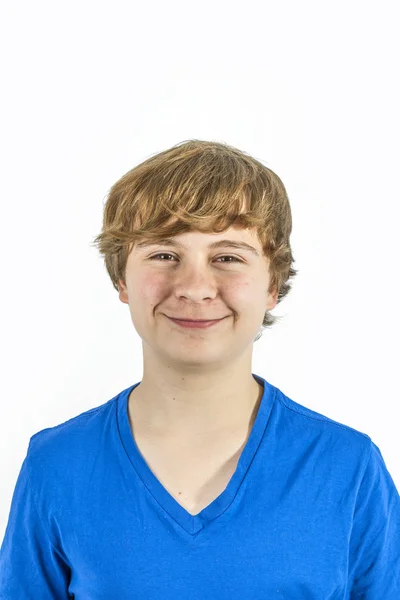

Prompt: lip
xmin=166 ymin=316 xmax=227 ymax=329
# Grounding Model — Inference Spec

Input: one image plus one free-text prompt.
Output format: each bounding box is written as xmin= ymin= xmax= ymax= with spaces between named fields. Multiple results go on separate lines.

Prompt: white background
xmin=0 ymin=0 xmax=399 ymax=542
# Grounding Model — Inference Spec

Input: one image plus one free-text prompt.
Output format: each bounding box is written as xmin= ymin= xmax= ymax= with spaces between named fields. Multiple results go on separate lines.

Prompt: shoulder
xmin=25 ymin=390 xmax=123 ymax=483
xmin=268 ymin=381 xmax=373 ymax=470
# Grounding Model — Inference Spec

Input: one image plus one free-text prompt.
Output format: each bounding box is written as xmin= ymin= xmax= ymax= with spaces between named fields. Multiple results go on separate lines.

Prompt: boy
xmin=1 ymin=139 xmax=399 ymax=598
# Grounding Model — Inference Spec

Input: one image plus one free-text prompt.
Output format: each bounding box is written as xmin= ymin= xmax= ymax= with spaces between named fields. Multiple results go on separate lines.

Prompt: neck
xmin=128 ymin=374 xmax=263 ymax=441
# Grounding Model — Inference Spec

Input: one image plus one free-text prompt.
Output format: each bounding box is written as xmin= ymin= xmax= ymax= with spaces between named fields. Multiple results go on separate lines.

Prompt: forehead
xmin=129 ymin=195 xmax=264 ymax=258
xmin=134 ymin=226 xmax=262 ymax=255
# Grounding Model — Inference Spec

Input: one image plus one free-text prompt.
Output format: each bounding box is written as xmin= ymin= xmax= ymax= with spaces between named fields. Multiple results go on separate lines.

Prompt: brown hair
xmin=91 ymin=139 xmax=298 ymax=340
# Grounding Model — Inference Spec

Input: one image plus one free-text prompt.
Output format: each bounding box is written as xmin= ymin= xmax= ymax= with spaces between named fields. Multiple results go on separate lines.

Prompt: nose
xmin=171 ymin=263 xmax=219 ymax=303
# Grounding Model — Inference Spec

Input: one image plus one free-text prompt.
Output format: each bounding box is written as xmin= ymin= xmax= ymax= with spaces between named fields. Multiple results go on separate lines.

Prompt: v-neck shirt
xmin=1 ymin=373 xmax=399 ymax=598
xmin=118 ymin=375 xmax=272 ymax=534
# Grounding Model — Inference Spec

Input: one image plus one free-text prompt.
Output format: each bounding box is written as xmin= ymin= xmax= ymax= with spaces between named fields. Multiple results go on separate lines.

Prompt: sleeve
xmin=0 ymin=449 xmax=72 ymax=599
xmin=347 ymin=440 xmax=400 ymax=598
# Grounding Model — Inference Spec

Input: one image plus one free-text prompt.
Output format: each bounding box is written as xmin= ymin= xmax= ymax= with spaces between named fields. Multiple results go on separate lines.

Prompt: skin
xmin=117 ymin=220 xmax=278 ymax=443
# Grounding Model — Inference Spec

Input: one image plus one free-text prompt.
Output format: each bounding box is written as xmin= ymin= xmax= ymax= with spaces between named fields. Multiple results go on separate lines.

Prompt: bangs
xmin=102 ymin=139 xmax=286 ymax=254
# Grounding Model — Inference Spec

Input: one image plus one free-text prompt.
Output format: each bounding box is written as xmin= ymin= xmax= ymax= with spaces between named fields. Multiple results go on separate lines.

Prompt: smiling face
xmin=117 ymin=223 xmax=278 ymax=369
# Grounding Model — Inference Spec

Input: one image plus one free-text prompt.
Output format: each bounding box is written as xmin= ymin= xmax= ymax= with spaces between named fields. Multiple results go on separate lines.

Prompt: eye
xmin=148 ymin=253 xmax=243 ymax=263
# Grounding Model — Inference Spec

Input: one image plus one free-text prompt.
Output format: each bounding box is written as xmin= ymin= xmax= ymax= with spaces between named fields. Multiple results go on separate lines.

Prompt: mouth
xmin=165 ymin=315 xmax=228 ymax=329
xmin=166 ymin=316 xmax=226 ymax=322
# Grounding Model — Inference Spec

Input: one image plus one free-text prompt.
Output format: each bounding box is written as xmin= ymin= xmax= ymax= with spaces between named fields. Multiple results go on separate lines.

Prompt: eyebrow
xmin=135 ymin=238 xmax=260 ymax=257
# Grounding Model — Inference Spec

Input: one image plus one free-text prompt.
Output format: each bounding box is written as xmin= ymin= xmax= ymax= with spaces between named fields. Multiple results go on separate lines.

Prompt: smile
xmin=166 ymin=316 xmax=226 ymax=329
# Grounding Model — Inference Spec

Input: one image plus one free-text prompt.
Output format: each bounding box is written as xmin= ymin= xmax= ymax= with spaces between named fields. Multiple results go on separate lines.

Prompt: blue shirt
xmin=1 ymin=373 xmax=399 ymax=598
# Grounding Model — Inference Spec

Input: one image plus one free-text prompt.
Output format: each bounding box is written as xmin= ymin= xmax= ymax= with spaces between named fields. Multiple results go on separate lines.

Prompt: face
xmin=118 ymin=223 xmax=278 ymax=368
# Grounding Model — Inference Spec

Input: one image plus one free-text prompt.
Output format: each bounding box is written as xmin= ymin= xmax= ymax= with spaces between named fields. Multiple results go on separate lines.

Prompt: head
xmin=92 ymin=140 xmax=298 ymax=363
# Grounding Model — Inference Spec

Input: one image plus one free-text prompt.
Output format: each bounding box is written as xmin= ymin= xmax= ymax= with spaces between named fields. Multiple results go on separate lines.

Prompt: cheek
xmin=231 ymin=278 xmax=263 ymax=302
xmin=232 ymin=280 xmax=269 ymax=319
xmin=137 ymin=272 xmax=166 ymax=301
xmin=135 ymin=272 xmax=263 ymax=305
xmin=227 ymin=280 xmax=249 ymax=301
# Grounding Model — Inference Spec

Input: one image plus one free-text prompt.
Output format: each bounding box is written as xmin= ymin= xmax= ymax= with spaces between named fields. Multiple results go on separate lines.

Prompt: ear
xmin=266 ymin=287 xmax=279 ymax=311
xmin=118 ymin=279 xmax=129 ymax=304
